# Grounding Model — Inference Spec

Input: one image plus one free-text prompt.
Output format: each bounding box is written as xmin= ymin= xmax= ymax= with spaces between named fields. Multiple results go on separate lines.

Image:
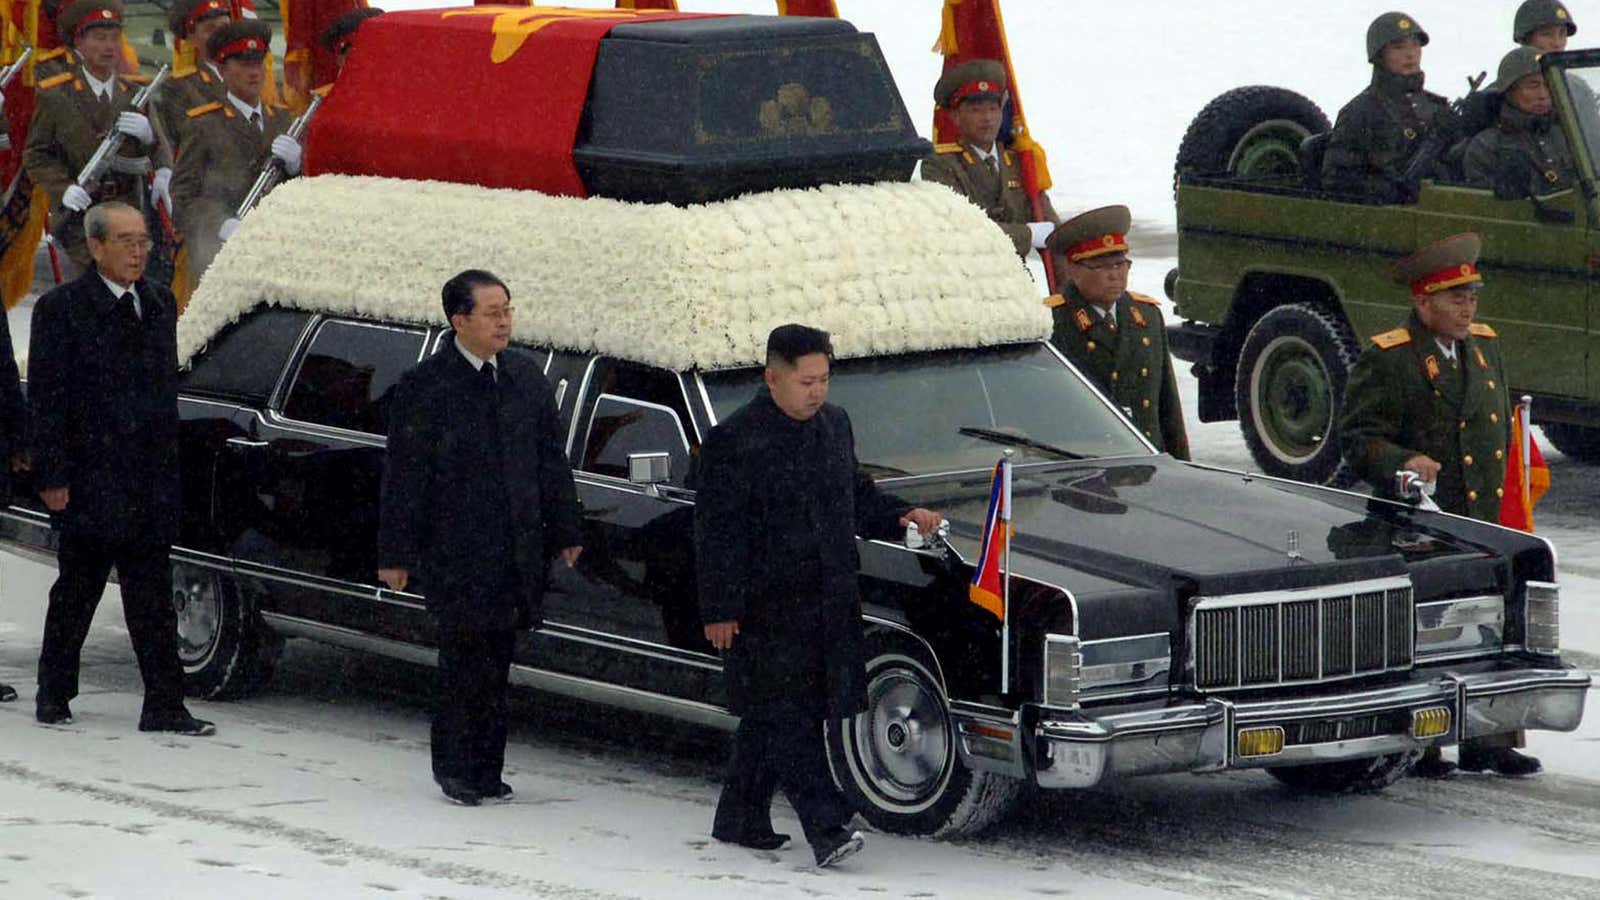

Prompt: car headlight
xmin=1079 ymin=632 xmax=1171 ymax=695
xmin=1524 ymin=581 xmax=1560 ymax=656
xmin=1414 ymin=596 xmax=1504 ymax=660
xmin=1043 ymin=634 xmax=1081 ymax=708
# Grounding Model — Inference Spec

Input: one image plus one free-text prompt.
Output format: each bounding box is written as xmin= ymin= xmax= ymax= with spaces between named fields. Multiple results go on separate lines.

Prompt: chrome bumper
xmin=1020 ymin=665 xmax=1590 ymax=789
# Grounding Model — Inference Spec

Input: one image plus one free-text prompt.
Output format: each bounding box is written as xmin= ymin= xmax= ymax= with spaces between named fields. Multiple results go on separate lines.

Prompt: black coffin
xmin=574 ymin=16 xmax=931 ymax=205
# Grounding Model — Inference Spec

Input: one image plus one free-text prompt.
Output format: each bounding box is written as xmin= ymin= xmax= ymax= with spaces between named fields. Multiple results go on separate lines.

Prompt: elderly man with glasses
xmin=1045 ymin=205 xmax=1189 ymax=459
xmin=1339 ymin=231 xmax=1540 ymax=779
xmin=27 ymin=200 xmax=213 ymax=736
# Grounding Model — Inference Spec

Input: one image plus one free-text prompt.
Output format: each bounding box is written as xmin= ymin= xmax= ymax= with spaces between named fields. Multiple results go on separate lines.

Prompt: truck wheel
xmin=173 ymin=562 xmax=281 ymax=700
xmin=826 ymin=650 xmax=1022 ymax=837
xmin=1236 ymin=303 xmax=1359 ymax=486
xmin=1266 ymin=749 xmax=1423 ymax=793
xmin=1541 ymin=422 xmax=1600 ymax=463
xmin=1176 ymin=86 xmax=1329 ymax=181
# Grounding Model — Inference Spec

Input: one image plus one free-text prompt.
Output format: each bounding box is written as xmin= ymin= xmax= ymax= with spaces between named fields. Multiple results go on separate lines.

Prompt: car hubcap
xmin=172 ymin=569 xmax=221 ymax=667
xmin=852 ymin=668 xmax=951 ymax=807
xmin=1254 ymin=334 xmax=1332 ymax=463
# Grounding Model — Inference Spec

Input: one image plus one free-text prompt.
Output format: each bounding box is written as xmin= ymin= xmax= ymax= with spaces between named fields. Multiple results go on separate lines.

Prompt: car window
xmin=582 ymin=395 xmax=692 ymax=484
xmin=180 ymin=306 xmax=312 ymax=403
xmin=702 ymin=343 xmax=1153 ymax=475
xmin=281 ymin=319 xmax=426 ymax=436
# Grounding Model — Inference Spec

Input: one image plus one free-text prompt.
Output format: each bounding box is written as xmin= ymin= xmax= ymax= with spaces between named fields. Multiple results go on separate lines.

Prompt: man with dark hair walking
xmin=378 ymin=269 xmax=582 ymax=806
xmin=695 ymin=323 xmax=944 ymax=868
xmin=30 ymin=201 xmax=211 ymax=735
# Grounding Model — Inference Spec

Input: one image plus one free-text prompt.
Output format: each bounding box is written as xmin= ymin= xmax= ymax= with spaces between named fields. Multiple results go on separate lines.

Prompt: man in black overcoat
xmin=696 ymin=324 xmax=944 ymax=868
xmin=29 ymin=201 xmax=212 ymax=734
xmin=378 ymin=269 xmax=582 ymax=807
xmin=0 ymin=294 xmax=24 ymax=704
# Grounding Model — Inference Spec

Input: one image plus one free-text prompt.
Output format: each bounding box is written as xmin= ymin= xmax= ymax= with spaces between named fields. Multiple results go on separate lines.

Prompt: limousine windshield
xmin=700 ymin=342 xmax=1154 ymax=476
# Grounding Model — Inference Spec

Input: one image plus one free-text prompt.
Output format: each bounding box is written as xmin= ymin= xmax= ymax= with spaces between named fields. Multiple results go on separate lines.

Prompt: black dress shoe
xmin=1410 ymin=746 xmax=1457 ymax=779
xmin=813 ymin=828 xmax=865 ymax=868
xmin=0 ymin=682 xmax=16 ymax=702
xmin=478 ymin=781 xmax=515 ymax=803
xmin=1459 ymin=745 xmax=1543 ymax=776
xmin=713 ymin=828 xmax=791 ymax=851
xmin=35 ymin=701 xmax=72 ymax=725
xmin=139 ymin=712 xmax=216 ymax=736
xmin=437 ymin=777 xmax=482 ymax=806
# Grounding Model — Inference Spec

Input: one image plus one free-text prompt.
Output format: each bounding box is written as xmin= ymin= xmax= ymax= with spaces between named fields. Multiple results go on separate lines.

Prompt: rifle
xmin=1397 ymin=70 xmax=1488 ymax=200
xmin=0 ymin=46 xmax=34 ymax=93
xmin=236 ymin=91 xmax=323 ymax=218
xmin=73 ymin=64 xmax=169 ymax=190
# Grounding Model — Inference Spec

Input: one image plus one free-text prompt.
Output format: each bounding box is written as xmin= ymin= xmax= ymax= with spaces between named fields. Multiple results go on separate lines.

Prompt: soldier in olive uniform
xmin=23 ymin=0 xmax=161 ymax=272
xmin=1322 ymin=12 xmax=1457 ymax=203
xmin=149 ymin=0 xmax=233 ymax=201
xmin=1463 ymin=47 xmax=1576 ymax=198
xmin=1338 ymin=232 xmax=1540 ymax=779
xmin=1516 ymin=0 xmax=1577 ymax=51
xmin=1045 ymin=205 xmax=1189 ymax=459
xmin=920 ymin=59 xmax=1061 ymax=269
xmin=170 ymin=19 xmax=301 ymax=282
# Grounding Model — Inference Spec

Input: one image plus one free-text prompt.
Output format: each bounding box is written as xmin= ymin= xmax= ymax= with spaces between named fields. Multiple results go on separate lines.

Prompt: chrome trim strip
xmin=564 ymin=356 xmax=600 ymax=458
xmin=539 ymin=622 xmax=722 ymax=672
xmin=862 ymin=614 xmax=950 ymax=695
xmin=674 ymin=372 xmax=704 ymax=445
xmin=694 ymin=371 xmax=718 ymax=428
xmin=1191 ymin=576 xmax=1413 ymax=609
xmin=574 ymin=472 xmax=695 ymax=504
xmin=265 ymin=312 xmax=321 ymax=409
xmin=259 ymin=612 xmax=737 ymax=731
xmin=578 ymin=393 xmax=693 ymax=474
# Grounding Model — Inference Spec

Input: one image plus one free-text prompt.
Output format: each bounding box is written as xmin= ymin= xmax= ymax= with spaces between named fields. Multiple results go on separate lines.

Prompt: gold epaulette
xmin=171 ymin=68 xmax=197 ymax=80
xmin=1370 ymin=327 xmax=1412 ymax=349
xmin=37 ymin=72 xmax=74 ymax=90
xmin=121 ymin=74 xmax=152 ymax=86
xmin=1043 ymin=294 xmax=1065 ymax=308
xmin=37 ymin=46 xmax=68 ymax=63
xmin=1128 ymin=291 xmax=1162 ymax=306
xmin=934 ymin=142 xmax=963 ymax=154
xmin=312 ymin=84 xmax=334 ymax=97
xmin=1469 ymin=322 xmax=1498 ymax=338
xmin=186 ymin=101 xmax=223 ymax=118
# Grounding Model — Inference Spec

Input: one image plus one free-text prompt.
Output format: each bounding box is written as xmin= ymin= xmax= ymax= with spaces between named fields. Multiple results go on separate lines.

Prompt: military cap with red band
xmin=168 ymin=0 xmax=229 ymax=39
xmin=207 ymin=19 xmax=273 ymax=63
xmin=934 ymin=59 xmax=1008 ymax=109
xmin=1047 ymin=205 xmax=1134 ymax=262
xmin=57 ymin=0 xmax=124 ymax=39
xmin=1393 ymin=232 xmax=1484 ymax=295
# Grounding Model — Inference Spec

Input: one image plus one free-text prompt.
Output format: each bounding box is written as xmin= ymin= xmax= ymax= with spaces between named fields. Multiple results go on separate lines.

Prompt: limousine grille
xmin=1191 ymin=578 xmax=1414 ymax=690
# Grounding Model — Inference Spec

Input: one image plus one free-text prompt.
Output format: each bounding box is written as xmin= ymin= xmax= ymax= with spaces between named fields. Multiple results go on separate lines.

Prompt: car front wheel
xmin=826 ymin=649 xmax=1022 ymax=837
xmin=173 ymin=562 xmax=281 ymax=699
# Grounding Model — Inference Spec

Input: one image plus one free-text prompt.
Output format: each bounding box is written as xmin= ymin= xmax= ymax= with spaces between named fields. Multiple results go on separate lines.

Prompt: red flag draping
xmin=930 ymin=0 xmax=1051 ymax=192
xmin=305 ymin=6 xmax=718 ymax=194
xmin=968 ymin=456 xmax=1011 ymax=620
xmin=281 ymin=0 xmax=368 ymax=112
xmin=0 ymin=1 xmax=41 ymax=307
xmin=1498 ymin=406 xmax=1550 ymax=531
xmin=775 ymin=0 xmax=838 ymax=15
xmin=616 ymin=0 xmax=678 ymax=9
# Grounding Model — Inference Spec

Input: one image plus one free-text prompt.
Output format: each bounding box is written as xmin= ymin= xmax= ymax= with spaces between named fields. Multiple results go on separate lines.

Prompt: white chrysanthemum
xmin=178 ymin=175 xmax=1051 ymax=371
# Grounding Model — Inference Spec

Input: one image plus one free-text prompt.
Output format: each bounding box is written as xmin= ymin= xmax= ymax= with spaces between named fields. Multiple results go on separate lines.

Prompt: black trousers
xmin=36 ymin=530 xmax=185 ymax=716
xmin=432 ymin=623 xmax=516 ymax=787
xmin=713 ymin=716 xmax=852 ymax=848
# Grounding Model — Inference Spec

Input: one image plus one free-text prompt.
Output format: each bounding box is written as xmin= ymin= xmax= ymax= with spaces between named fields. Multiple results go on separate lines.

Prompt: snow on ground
xmin=3 ymin=2 xmax=1600 ymax=897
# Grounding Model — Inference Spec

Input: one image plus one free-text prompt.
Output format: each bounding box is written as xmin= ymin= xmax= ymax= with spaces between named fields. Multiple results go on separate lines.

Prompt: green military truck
xmin=1168 ymin=49 xmax=1600 ymax=485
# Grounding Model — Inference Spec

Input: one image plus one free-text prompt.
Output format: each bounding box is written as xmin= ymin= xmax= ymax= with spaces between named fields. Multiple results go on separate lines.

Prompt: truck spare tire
xmin=1176 ymin=85 xmax=1330 ymax=184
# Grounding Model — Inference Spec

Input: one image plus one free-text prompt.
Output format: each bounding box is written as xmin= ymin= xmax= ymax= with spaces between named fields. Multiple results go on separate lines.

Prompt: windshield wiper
xmin=958 ymin=426 xmax=1089 ymax=460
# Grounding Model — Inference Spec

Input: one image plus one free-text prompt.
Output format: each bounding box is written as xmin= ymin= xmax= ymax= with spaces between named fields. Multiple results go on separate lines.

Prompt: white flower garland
xmin=178 ymin=175 xmax=1051 ymax=370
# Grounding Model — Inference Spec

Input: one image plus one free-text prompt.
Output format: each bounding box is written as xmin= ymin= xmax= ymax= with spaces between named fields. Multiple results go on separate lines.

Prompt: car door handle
xmin=225 ymin=437 xmax=270 ymax=450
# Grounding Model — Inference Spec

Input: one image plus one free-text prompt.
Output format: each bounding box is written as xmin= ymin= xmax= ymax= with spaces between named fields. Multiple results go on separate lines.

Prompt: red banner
xmin=930 ymin=0 xmax=1050 ymax=191
xmin=282 ymin=0 xmax=368 ymax=111
xmin=776 ymin=0 xmax=838 ymax=15
xmin=616 ymin=0 xmax=677 ymax=9
xmin=306 ymin=6 xmax=717 ymax=195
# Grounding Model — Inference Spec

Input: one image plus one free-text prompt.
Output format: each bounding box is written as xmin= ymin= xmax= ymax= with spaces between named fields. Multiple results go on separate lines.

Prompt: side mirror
xmin=627 ymin=451 xmax=671 ymax=486
xmin=1394 ymin=470 xmax=1441 ymax=512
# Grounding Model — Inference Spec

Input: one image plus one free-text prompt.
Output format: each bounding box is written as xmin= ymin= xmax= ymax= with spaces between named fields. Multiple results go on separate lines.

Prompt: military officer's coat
xmin=150 ymin=63 xmax=227 ymax=163
xmin=1049 ymin=287 xmax=1190 ymax=459
xmin=170 ymin=97 xmax=293 ymax=278
xmin=921 ymin=140 xmax=1063 ymax=267
xmin=1338 ymin=314 xmax=1510 ymax=522
xmin=22 ymin=67 xmax=157 ymax=265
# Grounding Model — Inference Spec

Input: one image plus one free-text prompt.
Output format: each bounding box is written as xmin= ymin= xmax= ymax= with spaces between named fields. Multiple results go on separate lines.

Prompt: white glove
xmin=219 ymin=217 xmax=240 ymax=241
xmin=1028 ymin=221 xmax=1057 ymax=250
xmin=116 ymin=111 xmax=153 ymax=146
xmin=0 ymin=134 xmax=10 ymax=152
xmin=61 ymin=184 xmax=92 ymax=212
xmin=150 ymin=167 xmax=172 ymax=211
xmin=270 ymin=134 xmax=302 ymax=176
xmin=239 ymin=4 xmax=259 ymax=18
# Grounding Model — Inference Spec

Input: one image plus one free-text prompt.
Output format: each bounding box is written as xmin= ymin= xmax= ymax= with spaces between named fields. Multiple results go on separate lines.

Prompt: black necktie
xmin=250 ymin=111 xmax=262 ymax=131
xmin=121 ymin=291 xmax=139 ymax=323
xmin=481 ymin=362 xmax=497 ymax=386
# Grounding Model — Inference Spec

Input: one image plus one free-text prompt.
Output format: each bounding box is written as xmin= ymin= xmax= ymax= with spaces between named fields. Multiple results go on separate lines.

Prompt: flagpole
xmin=1000 ymin=448 xmax=1014 ymax=695
xmin=1521 ymin=395 xmax=1533 ymax=511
